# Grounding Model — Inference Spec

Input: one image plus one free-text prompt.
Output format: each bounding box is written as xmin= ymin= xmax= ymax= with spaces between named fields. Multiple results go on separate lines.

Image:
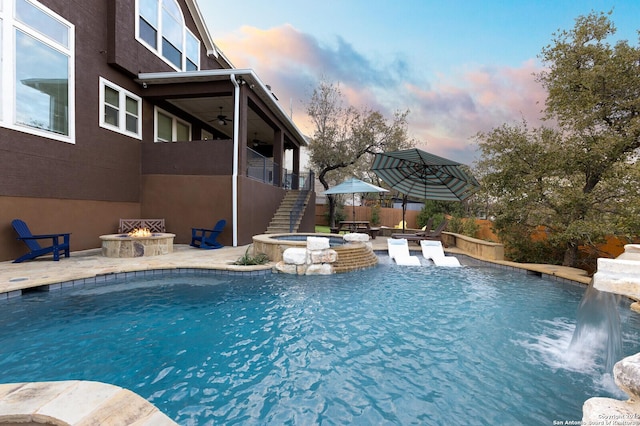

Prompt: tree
xmin=475 ymin=10 xmax=640 ymax=268
xmin=307 ymin=79 xmax=414 ymax=226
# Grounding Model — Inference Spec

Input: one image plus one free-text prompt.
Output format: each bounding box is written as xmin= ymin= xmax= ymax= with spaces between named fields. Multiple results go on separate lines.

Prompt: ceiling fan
xmin=212 ymin=107 xmax=232 ymax=125
xmin=252 ymin=132 xmax=265 ymax=147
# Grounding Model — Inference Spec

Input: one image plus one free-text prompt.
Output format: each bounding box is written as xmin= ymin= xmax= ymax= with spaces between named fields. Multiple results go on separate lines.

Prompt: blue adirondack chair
xmin=11 ymin=219 xmax=71 ymax=263
xmin=190 ymin=219 xmax=226 ymax=249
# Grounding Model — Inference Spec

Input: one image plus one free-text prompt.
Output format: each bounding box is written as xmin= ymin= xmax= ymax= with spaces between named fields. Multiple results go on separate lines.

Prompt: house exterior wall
xmin=142 ymin=140 xmax=234 ymax=175
xmin=0 ymin=0 xmax=143 ymax=261
xmin=298 ymin=200 xmax=316 ymax=233
xmin=0 ymin=196 xmax=139 ymax=261
xmin=141 ymin=175 xmax=234 ymax=246
xmin=1 ymin=0 xmax=142 ymax=203
xmin=238 ymin=178 xmax=286 ymax=244
xmin=0 ymin=0 xmax=310 ymax=261
xmin=107 ymin=0 xmax=222 ymax=76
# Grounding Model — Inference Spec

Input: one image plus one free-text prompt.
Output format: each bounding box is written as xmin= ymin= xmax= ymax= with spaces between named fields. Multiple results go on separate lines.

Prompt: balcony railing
xmin=247 ymin=147 xmax=277 ymax=184
xmin=246 ymin=147 xmax=314 ymax=191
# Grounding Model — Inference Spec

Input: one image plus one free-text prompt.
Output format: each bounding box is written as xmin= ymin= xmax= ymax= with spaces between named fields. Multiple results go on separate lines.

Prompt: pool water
xmin=1 ymin=262 xmax=639 ymax=425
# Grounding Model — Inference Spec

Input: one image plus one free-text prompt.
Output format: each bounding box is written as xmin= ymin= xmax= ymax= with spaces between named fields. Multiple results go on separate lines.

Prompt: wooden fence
xmin=315 ymin=204 xmax=419 ymax=229
xmin=315 ymin=205 xmax=634 ymax=263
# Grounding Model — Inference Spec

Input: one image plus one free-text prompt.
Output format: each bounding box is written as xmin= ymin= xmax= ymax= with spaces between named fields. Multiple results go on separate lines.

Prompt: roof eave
xmin=136 ymin=69 xmax=308 ymax=147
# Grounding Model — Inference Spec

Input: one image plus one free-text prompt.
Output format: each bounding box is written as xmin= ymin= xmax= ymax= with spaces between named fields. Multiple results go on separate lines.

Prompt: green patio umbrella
xmin=371 ymin=148 xmax=480 ymax=229
xmin=323 ymin=177 xmax=388 ymax=221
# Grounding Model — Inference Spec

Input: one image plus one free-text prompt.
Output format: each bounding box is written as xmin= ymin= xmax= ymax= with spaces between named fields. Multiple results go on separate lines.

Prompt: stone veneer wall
xmin=441 ymin=232 xmax=504 ymax=261
xmin=275 ymin=236 xmax=338 ymax=275
xmin=100 ymin=234 xmax=175 ymax=258
xmin=274 ymin=234 xmax=375 ymax=275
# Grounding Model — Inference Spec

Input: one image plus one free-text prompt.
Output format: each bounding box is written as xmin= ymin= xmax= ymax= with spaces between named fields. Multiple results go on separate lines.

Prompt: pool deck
xmin=0 ymin=236 xmax=591 ymax=425
xmin=0 ymin=236 xmax=591 ymax=298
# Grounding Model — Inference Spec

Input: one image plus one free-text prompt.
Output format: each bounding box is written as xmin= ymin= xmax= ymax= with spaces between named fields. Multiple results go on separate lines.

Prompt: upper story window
xmin=0 ymin=0 xmax=75 ymax=143
xmin=99 ymin=77 xmax=142 ymax=139
xmin=154 ymin=106 xmax=191 ymax=142
xmin=137 ymin=0 xmax=200 ymax=71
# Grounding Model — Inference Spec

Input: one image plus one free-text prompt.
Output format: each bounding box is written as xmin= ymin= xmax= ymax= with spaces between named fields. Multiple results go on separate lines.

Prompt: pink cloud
xmin=214 ymin=25 xmax=548 ymax=165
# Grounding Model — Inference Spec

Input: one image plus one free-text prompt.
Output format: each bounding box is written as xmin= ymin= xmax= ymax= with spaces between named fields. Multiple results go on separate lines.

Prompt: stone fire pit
xmin=100 ymin=233 xmax=175 ymax=258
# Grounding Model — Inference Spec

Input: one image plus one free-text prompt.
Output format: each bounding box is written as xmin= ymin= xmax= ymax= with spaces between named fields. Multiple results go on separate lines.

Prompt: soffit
xmin=136 ymin=70 xmax=307 ymax=147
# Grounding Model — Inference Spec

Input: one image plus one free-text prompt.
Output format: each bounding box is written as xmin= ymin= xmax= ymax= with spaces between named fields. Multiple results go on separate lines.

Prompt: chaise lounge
xmin=11 ymin=219 xmax=71 ymax=263
xmin=391 ymin=219 xmax=449 ymax=244
xmin=420 ymin=240 xmax=461 ymax=267
xmin=387 ymin=238 xmax=422 ymax=266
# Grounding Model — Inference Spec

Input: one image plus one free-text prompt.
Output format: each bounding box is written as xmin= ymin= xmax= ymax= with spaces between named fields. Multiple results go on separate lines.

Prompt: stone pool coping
xmin=0 ymin=238 xmax=592 ymax=424
xmin=0 ymin=381 xmax=176 ymax=425
xmin=0 ymin=244 xmax=271 ymax=299
xmin=0 ymin=239 xmax=592 ymax=299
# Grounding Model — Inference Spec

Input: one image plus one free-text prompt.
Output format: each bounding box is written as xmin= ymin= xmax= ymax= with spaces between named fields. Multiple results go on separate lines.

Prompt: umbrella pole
xmin=402 ymin=194 xmax=407 ymax=232
xmin=352 ymin=193 xmax=356 ymax=222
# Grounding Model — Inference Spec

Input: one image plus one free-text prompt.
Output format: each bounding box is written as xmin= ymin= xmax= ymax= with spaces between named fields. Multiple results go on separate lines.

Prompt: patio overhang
xmin=135 ymin=69 xmax=307 ymax=149
xmin=136 ymin=69 xmax=309 ymax=248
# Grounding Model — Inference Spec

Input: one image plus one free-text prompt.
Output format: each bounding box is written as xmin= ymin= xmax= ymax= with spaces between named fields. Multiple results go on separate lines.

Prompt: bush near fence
xmin=315 ymin=205 xmax=498 ymax=238
xmin=314 ymin=204 xmax=632 ymax=263
xmin=315 ymin=205 xmax=419 ymax=229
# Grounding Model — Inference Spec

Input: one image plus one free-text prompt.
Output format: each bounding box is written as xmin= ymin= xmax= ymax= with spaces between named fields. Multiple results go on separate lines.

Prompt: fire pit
xmin=100 ymin=228 xmax=175 ymax=258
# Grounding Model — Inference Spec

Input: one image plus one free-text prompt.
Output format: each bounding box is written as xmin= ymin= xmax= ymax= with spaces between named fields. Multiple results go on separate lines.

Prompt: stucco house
xmin=0 ymin=0 xmax=314 ymax=262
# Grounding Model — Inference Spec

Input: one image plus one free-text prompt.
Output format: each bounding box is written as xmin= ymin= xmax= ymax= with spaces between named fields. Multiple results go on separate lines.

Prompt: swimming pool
xmin=1 ymin=261 xmax=639 ymax=425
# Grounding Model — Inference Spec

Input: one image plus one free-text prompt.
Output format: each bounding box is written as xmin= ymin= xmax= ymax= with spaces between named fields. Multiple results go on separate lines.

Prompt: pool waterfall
xmin=570 ymin=281 xmax=622 ymax=373
xmin=582 ymin=244 xmax=640 ymax=421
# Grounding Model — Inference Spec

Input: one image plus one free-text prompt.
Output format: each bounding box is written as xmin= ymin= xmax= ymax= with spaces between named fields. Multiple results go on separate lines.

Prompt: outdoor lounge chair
xmin=387 ymin=238 xmax=421 ymax=266
xmin=190 ymin=219 xmax=226 ymax=249
xmin=420 ymin=240 xmax=461 ymax=267
xmin=11 ymin=219 xmax=70 ymax=263
xmin=391 ymin=219 xmax=449 ymax=243
xmin=421 ymin=217 xmax=434 ymax=234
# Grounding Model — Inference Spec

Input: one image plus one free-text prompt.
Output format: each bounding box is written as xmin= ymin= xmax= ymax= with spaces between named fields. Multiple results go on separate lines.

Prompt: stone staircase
xmin=265 ymin=190 xmax=311 ymax=234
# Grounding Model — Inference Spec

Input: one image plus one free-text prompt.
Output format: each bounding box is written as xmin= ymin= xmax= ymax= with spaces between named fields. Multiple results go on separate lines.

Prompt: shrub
xmin=371 ymin=204 xmax=381 ymax=225
xmin=448 ymin=216 xmax=464 ymax=234
xmin=462 ymin=218 xmax=479 ymax=239
xmin=234 ymin=247 xmax=270 ymax=265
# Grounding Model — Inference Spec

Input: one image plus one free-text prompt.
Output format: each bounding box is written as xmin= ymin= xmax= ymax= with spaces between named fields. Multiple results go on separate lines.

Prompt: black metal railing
xmin=288 ymin=172 xmax=314 ymax=232
xmin=246 ymin=147 xmax=315 ymax=191
xmin=246 ymin=147 xmax=277 ymax=185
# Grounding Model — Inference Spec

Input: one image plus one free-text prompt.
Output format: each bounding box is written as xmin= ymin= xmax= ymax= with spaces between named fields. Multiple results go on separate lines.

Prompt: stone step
xmin=332 ymin=244 xmax=379 ymax=273
xmin=266 ymin=190 xmax=311 ymax=233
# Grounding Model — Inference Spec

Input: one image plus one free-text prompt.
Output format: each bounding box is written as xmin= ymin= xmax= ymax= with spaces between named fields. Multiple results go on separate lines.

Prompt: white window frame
xmin=154 ymin=106 xmax=191 ymax=142
xmin=99 ymin=77 xmax=142 ymax=139
xmin=135 ymin=0 xmax=200 ymax=72
xmin=0 ymin=0 xmax=75 ymax=143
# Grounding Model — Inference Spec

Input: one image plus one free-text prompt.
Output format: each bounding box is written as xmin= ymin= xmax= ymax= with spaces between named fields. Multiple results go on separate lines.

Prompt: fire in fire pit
xmin=127 ymin=227 xmax=152 ymax=238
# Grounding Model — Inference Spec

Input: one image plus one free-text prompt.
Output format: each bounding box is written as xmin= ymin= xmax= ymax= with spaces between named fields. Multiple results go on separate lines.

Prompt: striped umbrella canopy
xmin=371 ymin=148 xmax=480 ymax=202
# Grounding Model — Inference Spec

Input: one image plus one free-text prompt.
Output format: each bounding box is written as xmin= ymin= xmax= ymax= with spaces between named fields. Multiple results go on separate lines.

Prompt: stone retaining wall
xmin=441 ymin=232 xmax=504 ymax=261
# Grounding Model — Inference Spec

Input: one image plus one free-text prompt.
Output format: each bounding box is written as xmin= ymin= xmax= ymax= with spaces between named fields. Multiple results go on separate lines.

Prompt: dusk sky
xmin=199 ymin=1 xmax=640 ymax=166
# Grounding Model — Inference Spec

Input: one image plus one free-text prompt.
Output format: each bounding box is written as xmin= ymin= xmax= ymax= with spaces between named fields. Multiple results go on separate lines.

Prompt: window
xmin=136 ymin=0 xmax=200 ymax=71
xmin=0 ymin=0 xmax=75 ymax=142
xmin=185 ymin=31 xmax=199 ymax=71
xmin=99 ymin=77 xmax=142 ymax=139
xmin=154 ymin=107 xmax=191 ymax=142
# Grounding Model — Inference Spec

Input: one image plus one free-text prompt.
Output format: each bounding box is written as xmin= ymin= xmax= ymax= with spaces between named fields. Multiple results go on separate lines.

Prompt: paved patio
xmin=0 ymin=244 xmax=261 ymax=297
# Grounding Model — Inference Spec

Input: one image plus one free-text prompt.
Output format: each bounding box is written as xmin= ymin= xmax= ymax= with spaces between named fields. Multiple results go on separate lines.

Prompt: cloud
xmin=215 ymin=25 xmax=547 ymax=165
xmin=405 ymin=60 xmax=548 ymax=163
